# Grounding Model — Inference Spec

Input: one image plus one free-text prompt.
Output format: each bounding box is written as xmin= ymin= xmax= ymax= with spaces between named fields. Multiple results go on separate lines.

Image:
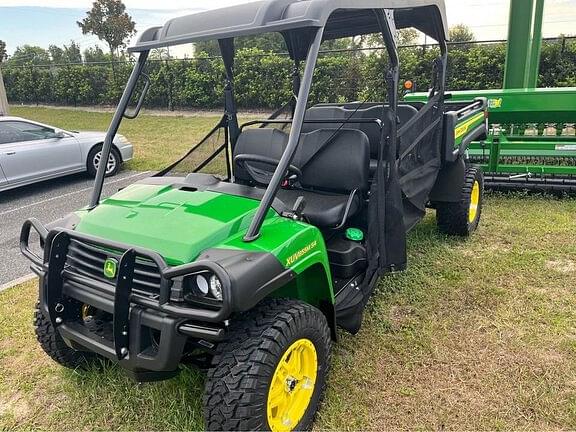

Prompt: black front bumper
xmin=24 ymin=222 xmax=230 ymax=382
xmin=21 ymin=219 xmax=295 ymax=381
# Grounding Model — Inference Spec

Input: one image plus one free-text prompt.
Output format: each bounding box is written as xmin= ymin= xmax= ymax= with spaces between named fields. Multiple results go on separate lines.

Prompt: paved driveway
xmin=0 ymin=170 xmax=150 ymax=289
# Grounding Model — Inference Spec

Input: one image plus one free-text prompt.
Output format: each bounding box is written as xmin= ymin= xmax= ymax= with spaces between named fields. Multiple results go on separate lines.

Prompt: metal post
xmin=89 ymin=51 xmax=149 ymax=209
xmin=503 ymin=0 xmax=535 ymax=89
xmin=243 ymin=29 xmax=324 ymax=242
xmin=526 ymin=0 xmax=545 ymax=88
xmin=0 ymin=67 xmax=8 ymax=116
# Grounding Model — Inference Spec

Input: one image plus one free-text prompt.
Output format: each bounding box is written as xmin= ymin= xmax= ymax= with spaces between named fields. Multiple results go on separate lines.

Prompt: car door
xmin=0 ymin=121 xmax=83 ymax=185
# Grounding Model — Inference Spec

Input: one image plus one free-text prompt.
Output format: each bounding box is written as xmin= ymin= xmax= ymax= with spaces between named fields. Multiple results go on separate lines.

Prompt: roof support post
xmin=243 ymin=28 xmax=323 ymax=242
xmin=89 ymin=51 xmax=149 ymax=209
xmin=218 ymin=38 xmax=240 ymax=148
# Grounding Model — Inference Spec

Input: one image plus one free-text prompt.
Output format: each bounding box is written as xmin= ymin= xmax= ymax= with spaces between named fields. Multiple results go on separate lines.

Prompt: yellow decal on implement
xmin=286 ymin=240 xmax=318 ymax=266
xmin=455 ymin=112 xmax=485 ymax=139
xmin=488 ymin=98 xmax=503 ymax=109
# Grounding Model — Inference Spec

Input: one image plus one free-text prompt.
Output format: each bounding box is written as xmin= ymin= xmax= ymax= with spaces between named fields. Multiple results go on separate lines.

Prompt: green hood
xmin=74 ymin=183 xmax=267 ymax=265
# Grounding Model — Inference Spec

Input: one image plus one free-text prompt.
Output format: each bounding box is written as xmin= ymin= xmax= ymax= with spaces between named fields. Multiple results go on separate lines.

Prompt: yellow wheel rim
xmin=267 ymin=338 xmax=318 ymax=432
xmin=469 ymin=180 xmax=480 ymax=223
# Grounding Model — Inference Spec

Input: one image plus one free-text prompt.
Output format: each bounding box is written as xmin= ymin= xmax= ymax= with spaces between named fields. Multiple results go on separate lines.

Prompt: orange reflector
xmin=404 ymin=80 xmax=414 ymax=90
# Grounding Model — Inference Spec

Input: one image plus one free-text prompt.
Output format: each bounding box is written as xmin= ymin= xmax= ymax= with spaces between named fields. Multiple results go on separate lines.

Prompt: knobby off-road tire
xmin=34 ymin=302 xmax=97 ymax=369
xmin=204 ymin=299 xmax=332 ymax=432
xmin=436 ymin=164 xmax=484 ymax=236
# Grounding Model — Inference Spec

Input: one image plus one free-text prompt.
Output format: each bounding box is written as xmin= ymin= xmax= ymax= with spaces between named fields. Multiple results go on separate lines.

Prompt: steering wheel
xmin=234 ymin=154 xmax=302 ymax=186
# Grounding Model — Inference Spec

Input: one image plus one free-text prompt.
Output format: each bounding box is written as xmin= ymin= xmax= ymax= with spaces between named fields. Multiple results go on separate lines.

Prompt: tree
xmin=77 ymin=0 xmax=136 ymax=59
xmin=8 ymin=45 xmax=51 ymax=65
xmin=64 ymin=41 xmax=83 ymax=63
xmin=397 ymin=29 xmax=419 ymax=47
xmin=195 ymin=33 xmax=351 ymax=57
xmin=0 ymin=40 xmax=7 ymax=63
xmin=196 ymin=34 xmax=287 ymax=57
xmin=449 ymin=24 xmax=476 ymax=43
xmin=49 ymin=45 xmax=65 ymax=64
xmin=49 ymin=42 xmax=82 ymax=64
xmin=83 ymin=45 xmax=110 ymax=63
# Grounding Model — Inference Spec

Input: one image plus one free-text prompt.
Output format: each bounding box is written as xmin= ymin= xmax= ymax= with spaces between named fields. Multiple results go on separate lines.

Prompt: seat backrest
xmin=233 ymin=128 xmax=288 ymax=183
xmin=337 ymin=102 xmax=420 ymax=126
xmin=233 ymin=127 xmax=369 ymax=195
xmin=301 ymin=104 xmax=420 ymax=158
xmin=293 ymin=128 xmax=370 ymax=194
xmin=301 ymin=106 xmax=383 ymax=158
xmin=397 ymin=104 xmax=419 ymax=127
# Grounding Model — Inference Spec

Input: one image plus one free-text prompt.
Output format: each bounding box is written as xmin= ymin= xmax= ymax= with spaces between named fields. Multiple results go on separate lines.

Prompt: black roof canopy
xmin=129 ymin=0 xmax=448 ymax=53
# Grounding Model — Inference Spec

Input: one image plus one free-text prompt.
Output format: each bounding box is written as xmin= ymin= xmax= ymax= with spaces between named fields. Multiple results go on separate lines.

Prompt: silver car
xmin=0 ymin=116 xmax=133 ymax=192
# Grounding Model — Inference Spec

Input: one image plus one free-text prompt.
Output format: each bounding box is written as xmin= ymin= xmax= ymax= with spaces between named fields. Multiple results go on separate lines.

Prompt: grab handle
xmin=123 ymin=73 xmax=150 ymax=120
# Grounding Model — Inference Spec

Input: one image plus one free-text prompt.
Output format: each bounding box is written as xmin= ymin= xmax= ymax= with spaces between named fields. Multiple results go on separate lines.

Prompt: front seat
xmin=233 ymin=128 xmax=289 ymax=186
xmin=276 ymin=128 xmax=370 ymax=228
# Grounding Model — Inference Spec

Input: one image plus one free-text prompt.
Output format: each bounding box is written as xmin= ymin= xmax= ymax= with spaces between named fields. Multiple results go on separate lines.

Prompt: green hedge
xmin=3 ymin=39 xmax=575 ymax=109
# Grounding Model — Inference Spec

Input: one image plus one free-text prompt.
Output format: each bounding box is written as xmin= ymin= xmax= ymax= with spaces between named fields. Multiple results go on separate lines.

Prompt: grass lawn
xmin=2 ymin=195 xmax=575 ymax=430
xmin=2 ymin=107 xmax=576 ymax=430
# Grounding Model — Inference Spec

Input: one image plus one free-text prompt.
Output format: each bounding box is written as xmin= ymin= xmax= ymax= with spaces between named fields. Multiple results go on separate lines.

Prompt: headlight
xmin=181 ymin=272 xmax=223 ymax=303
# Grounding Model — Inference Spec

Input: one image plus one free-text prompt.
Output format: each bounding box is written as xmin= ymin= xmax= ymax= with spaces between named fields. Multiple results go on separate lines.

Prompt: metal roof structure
xmin=129 ymin=0 xmax=448 ymax=53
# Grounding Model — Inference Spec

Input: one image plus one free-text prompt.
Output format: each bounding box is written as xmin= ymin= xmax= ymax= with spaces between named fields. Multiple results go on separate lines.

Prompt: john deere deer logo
xmin=103 ymin=258 xmax=118 ymax=279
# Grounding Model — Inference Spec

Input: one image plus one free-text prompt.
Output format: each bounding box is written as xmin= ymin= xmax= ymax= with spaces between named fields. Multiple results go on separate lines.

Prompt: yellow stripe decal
xmin=455 ymin=112 xmax=484 ymax=139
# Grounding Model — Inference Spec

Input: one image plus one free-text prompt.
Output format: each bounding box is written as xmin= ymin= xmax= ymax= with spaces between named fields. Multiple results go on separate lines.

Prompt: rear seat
xmin=302 ymin=104 xmax=419 ymax=173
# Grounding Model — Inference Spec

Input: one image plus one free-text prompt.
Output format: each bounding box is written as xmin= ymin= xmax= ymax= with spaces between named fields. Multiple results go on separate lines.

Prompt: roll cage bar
xmin=90 ymin=4 xmax=448 ymax=243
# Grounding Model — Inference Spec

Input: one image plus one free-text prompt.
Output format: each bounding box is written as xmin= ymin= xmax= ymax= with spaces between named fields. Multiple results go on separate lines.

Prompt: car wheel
xmin=87 ymin=145 xmax=121 ymax=177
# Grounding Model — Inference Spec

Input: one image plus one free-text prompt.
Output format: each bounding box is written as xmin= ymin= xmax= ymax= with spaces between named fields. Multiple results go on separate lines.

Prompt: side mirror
xmin=54 ymin=130 xmax=67 ymax=139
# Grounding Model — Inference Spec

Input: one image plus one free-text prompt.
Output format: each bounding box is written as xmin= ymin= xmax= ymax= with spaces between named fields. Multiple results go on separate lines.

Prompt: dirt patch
xmin=0 ymin=392 xmax=30 ymax=423
xmin=388 ymin=305 xmax=417 ymax=330
xmin=545 ymin=259 xmax=576 ymax=274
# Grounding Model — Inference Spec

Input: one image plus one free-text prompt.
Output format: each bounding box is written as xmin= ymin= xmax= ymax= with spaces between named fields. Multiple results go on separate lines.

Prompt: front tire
xmin=436 ymin=164 xmax=484 ymax=236
xmin=87 ymin=145 xmax=121 ymax=177
xmin=204 ymin=299 xmax=332 ymax=432
xmin=34 ymin=302 xmax=97 ymax=369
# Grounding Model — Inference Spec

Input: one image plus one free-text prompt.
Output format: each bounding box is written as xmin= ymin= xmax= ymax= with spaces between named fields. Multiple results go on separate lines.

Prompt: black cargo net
xmin=397 ymin=94 xmax=443 ymax=228
xmin=155 ymin=116 xmax=230 ymax=179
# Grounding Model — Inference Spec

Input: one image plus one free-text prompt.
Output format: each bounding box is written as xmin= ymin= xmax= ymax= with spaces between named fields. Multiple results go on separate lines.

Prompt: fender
xmin=429 ymin=156 xmax=466 ymax=203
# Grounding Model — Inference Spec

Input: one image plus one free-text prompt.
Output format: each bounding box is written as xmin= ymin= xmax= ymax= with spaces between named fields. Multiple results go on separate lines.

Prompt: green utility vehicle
xmin=21 ymin=1 xmax=486 ymax=430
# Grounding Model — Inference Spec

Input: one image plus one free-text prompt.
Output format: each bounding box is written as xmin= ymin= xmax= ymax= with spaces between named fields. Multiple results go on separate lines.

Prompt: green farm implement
xmin=407 ymin=0 xmax=576 ymax=193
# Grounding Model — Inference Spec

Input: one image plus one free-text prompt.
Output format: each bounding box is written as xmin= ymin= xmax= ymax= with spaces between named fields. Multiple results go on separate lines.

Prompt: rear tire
xmin=87 ymin=145 xmax=121 ymax=177
xmin=436 ymin=164 xmax=484 ymax=236
xmin=204 ymin=299 xmax=332 ymax=432
xmin=34 ymin=302 xmax=97 ymax=370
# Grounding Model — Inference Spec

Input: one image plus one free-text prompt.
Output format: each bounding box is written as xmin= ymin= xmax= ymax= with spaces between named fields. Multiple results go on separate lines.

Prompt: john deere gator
xmin=21 ymin=1 xmax=487 ymax=430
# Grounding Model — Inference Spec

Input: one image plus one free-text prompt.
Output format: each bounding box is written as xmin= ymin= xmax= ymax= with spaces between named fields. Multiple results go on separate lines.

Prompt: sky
xmin=0 ymin=0 xmax=575 ymax=57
